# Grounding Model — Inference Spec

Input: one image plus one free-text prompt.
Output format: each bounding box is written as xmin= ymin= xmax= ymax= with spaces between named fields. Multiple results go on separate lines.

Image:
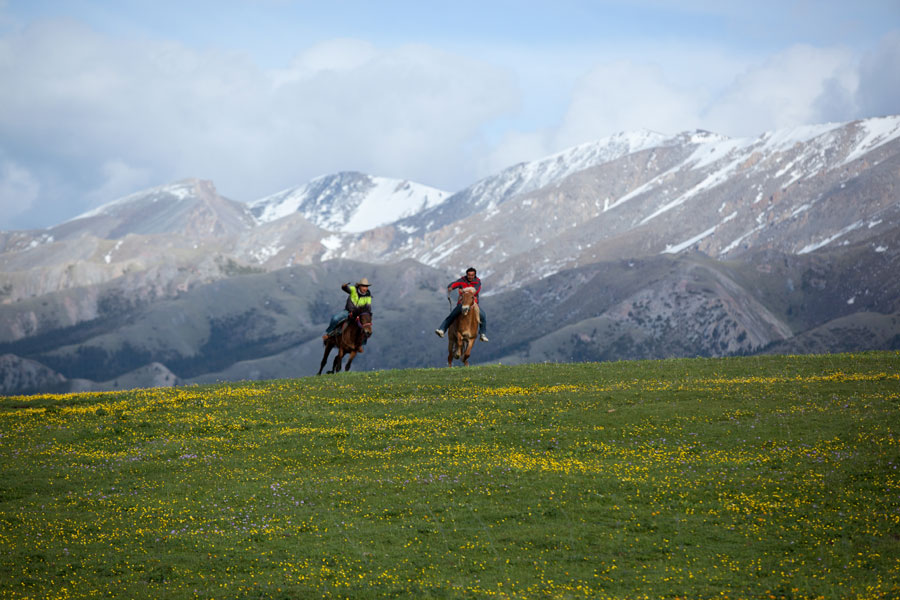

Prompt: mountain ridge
xmin=249 ymin=171 xmax=450 ymax=233
xmin=1 ymin=115 xmax=898 ymax=394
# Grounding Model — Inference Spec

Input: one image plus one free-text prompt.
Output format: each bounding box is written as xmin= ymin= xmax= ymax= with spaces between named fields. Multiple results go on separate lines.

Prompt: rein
xmin=355 ymin=313 xmax=373 ymax=336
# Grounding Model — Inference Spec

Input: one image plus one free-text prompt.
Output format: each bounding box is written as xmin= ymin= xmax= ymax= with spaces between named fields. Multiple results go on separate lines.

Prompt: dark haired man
xmin=434 ymin=267 xmax=488 ymax=342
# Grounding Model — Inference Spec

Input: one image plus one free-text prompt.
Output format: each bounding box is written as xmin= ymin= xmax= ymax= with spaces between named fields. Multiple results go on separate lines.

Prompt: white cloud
xmin=703 ymin=43 xmax=858 ymax=136
xmin=479 ymin=59 xmax=704 ymax=175
xmin=84 ymin=160 xmax=153 ymax=211
xmin=0 ymin=21 xmax=517 ymax=227
xmin=855 ymin=31 xmax=900 ymax=118
xmin=557 ymin=60 xmax=703 ymax=146
xmin=477 ymin=129 xmax=554 ymax=177
xmin=0 ymin=11 xmax=898 ymax=231
xmin=483 ymin=36 xmax=892 ymax=173
xmin=277 ymin=38 xmax=378 ymax=80
xmin=0 ymin=159 xmax=40 ymax=223
xmin=266 ymin=40 xmax=517 ymax=188
xmin=481 ymin=58 xmax=709 ymax=173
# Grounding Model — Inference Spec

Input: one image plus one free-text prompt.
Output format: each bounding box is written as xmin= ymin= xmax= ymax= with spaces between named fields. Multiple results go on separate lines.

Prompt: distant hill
xmin=1 ymin=116 xmax=898 ymax=393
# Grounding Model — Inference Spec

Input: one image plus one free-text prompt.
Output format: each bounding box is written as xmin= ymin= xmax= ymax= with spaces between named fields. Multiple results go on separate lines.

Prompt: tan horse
xmin=318 ymin=310 xmax=373 ymax=374
xmin=447 ymin=287 xmax=480 ymax=366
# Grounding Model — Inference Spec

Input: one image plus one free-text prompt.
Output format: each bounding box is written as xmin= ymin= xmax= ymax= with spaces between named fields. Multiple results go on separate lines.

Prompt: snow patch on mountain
xmin=250 ymin=172 xmax=449 ymax=233
xmin=662 ymin=225 xmax=718 ymax=254
xmin=843 ymin=115 xmax=900 ymax=165
xmin=635 ymin=120 xmax=862 ymax=228
xmin=476 ymin=130 xmax=673 ymax=207
xmin=759 ymin=121 xmax=845 ymax=150
xmin=70 ymin=180 xmax=198 ymax=222
xmin=798 ymin=221 xmax=864 ymax=254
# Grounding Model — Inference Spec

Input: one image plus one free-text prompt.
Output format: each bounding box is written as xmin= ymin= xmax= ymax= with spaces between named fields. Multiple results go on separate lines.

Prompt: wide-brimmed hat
xmin=357 ymin=277 xmax=371 ymax=286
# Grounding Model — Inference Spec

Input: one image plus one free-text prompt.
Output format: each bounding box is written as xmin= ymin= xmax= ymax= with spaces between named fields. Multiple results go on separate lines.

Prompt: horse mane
xmin=460 ymin=286 xmax=477 ymax=294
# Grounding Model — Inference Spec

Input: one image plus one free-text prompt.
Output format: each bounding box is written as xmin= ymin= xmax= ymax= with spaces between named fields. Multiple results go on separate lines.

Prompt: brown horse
xmin=447 ymin=287 xmax=480 ymax=366
xmin=318 ymin=310 xmax=373 ymax=374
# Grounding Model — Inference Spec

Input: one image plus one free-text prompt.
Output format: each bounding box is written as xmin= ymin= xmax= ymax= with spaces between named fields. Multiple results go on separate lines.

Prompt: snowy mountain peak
xmin=70 ymin=178 xmax=209 ymax=222
xmin=249 ymin=171 xmax=449 ymax=233
xmin=52 ymin=178 xmax=254 ymax=240
xmin=507 ymin=129 xmax=671 ymax=190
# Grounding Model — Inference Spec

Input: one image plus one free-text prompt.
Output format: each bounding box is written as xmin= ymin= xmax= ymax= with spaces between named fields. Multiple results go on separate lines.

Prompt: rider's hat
xmin=357 ymin=277 xmax=371 ymax=286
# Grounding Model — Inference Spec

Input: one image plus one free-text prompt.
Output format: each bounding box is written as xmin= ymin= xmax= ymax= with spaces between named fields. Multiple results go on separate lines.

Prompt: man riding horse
xmin=435 ymin=267 xmax=488 ymax=342
xmin=323 ymin=278 xmax=372 ymax=350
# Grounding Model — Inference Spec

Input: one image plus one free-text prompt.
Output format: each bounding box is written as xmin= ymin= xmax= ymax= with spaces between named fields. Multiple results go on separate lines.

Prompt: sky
xmin=0 ymin=0 xmax=898 ymax=231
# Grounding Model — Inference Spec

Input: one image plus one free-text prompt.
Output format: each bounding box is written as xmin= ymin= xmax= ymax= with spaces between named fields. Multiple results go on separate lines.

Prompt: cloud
xmin=556 ymin=60 xmax=703 ymax=146
xmin=267 ymin=40 xmax=517 ymax=187
xmin=0 ymin=21 xmax=517 ymax=228
xmin=484 ymin=34 xmax=895 ymax=173
xmin=0 ymin=159 xmax=40 ymax=224
xmin=84 ymin=160 xmax=153 ymax=211
xmin=1 ymin=12 xmax=898 ymax=231
xmin=479 ymin=59 xmax=705 ymax=175
xmin=855 ymin=31 xmax=900 ymax=118
xmin=702 ymin=43 xmax=858 ymax=135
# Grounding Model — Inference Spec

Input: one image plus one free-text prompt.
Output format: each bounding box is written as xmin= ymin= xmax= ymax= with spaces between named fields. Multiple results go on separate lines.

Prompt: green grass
xmin=2 ymin=352 xmax=899 ymax=599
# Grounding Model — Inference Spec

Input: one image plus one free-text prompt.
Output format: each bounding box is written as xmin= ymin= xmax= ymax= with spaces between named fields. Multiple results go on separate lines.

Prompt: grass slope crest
xmin=1 ymin=353 xmax=898 ymax=598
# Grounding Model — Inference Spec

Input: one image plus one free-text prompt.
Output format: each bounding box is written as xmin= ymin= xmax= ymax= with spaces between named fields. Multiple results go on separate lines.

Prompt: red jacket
xmin=449 ymin=275 xmax=481 ymax=304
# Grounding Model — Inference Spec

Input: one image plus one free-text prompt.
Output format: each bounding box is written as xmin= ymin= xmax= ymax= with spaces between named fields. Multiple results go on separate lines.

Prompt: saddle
xmin=324 ymin=311 xmax=371 ymax=346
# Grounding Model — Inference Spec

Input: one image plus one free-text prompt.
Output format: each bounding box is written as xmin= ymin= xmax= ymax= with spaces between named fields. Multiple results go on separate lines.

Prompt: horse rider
xmin=434 ymin=267 xmax=488 ymax=342
xmin=323 ymin=278 xmax=373 ymax=349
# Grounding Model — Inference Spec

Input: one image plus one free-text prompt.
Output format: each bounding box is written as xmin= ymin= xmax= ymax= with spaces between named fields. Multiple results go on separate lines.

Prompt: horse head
xmin=458 ymin=286 xmax=477 ymax=315
xmin=354 ymin=310 xmax=373 ymax=337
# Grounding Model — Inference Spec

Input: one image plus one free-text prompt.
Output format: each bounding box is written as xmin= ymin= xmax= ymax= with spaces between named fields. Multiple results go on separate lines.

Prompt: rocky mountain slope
xmin=1 ymin=115 xmax=898 ymax=394
xmin=337 ymin=117 xmax=900 ymax=289
xmin=3 ymin=228 xmax=895 ymax=393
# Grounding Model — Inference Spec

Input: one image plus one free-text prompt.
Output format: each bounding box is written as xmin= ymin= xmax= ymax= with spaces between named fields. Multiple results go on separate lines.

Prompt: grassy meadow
xmin=1 ymin=352 xmax=899 ymax=599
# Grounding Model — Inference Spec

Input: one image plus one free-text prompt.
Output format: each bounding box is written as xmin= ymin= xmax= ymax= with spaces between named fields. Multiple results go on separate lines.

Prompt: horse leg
xmin=331 ymin=348 xmax=344 ymax=373
xmin=453 ymin=332 xmax=462 ymax=359
xmin=344 ymin=350 xmax=358 ymax=372
xmin=462 ymin=339 xmax=471 ymax=366
xmin=318 ymin=343 xmax=333 ymax=375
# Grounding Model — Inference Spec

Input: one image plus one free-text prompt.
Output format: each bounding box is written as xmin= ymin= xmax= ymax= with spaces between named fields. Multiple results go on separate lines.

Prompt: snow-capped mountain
xmin=324 ymin=116 xmax=900 ymax=290
xmin=384 ymin=129 xmax=686 ymax=242
xmin=249 ymin=172 xmax=449 ymax=233
xmin=4 ymin=116 xmax=898 ymax=302
xmin=56 ymin=178 xmax=256 ymax=241
xmin=2 ymin=115 xmax=900 ymax=395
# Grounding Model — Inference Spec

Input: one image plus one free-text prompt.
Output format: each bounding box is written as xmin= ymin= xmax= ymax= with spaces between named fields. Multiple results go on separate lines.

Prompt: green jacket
xmin=342 ymin=283 xmax=372 ymax=313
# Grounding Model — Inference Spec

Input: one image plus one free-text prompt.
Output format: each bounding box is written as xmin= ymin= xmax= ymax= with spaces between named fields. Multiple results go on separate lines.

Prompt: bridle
xmin=457 ymin=288 xmax=477 ymax=314
xmin=354 ymin=312 xmax=373 ymax=336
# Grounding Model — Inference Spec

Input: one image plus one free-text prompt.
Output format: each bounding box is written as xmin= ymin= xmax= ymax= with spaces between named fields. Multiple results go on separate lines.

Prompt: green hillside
xmin=2 ymin=352 xmax=899 ymax=599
